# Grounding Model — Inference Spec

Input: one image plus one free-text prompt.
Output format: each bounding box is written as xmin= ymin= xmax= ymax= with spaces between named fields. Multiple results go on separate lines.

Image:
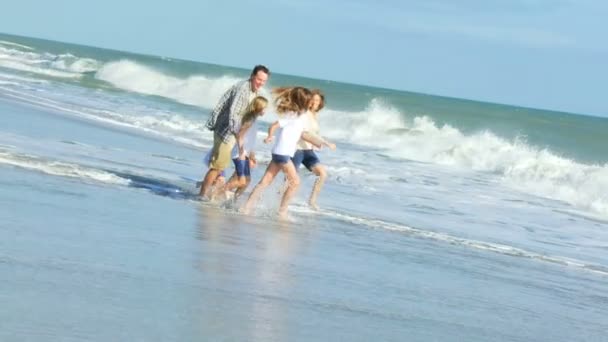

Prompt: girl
xmin=291 ymin=89 xmax=336 ymax=210
xmin=212 ymin=96 xmax=268 ymax=202
xmin=242 ymin=87 xmax=322 ymax=219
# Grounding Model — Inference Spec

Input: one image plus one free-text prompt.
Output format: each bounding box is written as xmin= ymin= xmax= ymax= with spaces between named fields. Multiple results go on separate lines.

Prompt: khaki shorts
xmin=209 ymin=133 xmax=235 ymax=171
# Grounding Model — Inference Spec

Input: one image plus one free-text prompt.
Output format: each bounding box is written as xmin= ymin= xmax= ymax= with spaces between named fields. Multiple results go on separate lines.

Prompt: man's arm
xmin=205 ymin=88 xmax=232 ymax=130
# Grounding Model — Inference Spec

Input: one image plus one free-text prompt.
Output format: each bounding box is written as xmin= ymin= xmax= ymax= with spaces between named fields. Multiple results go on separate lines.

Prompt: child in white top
xmin=243 ymin=87 xmax=322 ymax=219
xmin=290 ymin=89 xmax=336 ymax=210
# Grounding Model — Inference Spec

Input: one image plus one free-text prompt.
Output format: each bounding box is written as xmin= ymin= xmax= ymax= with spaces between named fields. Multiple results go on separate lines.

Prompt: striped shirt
xmin=205 ymin=80 xmax=257 ymax=143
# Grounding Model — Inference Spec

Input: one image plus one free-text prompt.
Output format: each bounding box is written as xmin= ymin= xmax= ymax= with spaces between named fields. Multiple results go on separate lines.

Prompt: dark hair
xmin=310 ymin=89 xmax=325 ymax=112
xmin=251 ymin=65 xmax=270 ymax=77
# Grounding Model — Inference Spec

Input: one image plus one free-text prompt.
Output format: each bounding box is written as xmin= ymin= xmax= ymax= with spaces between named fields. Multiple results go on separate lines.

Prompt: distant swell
xmin=95 ymin=60 xmax=242 ymax=108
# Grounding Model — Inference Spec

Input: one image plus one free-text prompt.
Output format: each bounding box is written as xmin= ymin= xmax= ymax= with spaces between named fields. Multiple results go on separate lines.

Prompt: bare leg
xmin=211 ymin=172 xmax=238 ymax=201
xmin=308 ymin=164 xmax=327 ymax=210
xmin=277 ymin=176 xmax=289 ymax=195
xmin=278 ymin=161 xmax=300 ymax=219
xmin=234 ymin=177 xmax=251 ymax=201
xmin=199 ymin=169 xmax=220 ymax=198
xmin=243 ymin=162 xmax=281 ymax=215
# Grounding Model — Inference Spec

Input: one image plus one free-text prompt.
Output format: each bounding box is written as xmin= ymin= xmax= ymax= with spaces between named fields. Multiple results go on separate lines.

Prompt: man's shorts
xmin=209 ymin=133 xmax=235 ymax=171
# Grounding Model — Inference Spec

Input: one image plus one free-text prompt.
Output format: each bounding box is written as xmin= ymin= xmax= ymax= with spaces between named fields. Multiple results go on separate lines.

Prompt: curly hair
xmin=271 ymin=86 xmax=312 ymax=115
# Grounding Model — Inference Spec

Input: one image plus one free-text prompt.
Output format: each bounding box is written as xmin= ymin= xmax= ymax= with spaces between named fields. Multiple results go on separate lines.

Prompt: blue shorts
xmin=271 ymin=154 xmax=291 ymax=165
xmin=232 ymin=158 xmax=251 ymax=177
xmin=291 ymin=149 xmax=320 ymax=171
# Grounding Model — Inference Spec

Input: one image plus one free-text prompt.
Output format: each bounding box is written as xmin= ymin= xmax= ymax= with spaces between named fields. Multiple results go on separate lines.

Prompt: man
xmin=199 ymin=65 xmax=270 ymax=198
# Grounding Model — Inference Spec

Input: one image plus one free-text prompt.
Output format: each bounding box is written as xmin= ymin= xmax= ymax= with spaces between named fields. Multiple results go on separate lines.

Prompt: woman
xmin=291 ymin=89 xmax=336 ymax=210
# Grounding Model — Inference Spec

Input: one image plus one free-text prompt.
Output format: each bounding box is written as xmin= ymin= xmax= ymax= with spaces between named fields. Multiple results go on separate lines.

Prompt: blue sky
xmin=1 ymin=0 xmax=607 ymax=116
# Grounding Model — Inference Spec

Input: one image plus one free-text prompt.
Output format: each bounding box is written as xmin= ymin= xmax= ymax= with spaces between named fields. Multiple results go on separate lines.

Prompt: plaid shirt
xmin=205 ymin=80 xmax=256 ymax=143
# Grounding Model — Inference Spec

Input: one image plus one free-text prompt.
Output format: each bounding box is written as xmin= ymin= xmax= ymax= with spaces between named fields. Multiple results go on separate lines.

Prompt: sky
xmin=1 ymin=0 xmax=607 ymax=116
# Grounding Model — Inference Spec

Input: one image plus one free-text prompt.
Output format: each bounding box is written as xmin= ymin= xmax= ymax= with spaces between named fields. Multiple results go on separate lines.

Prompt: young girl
xmin=212 ymin=96 xmax=268 ymax=202
xmin=242 ymin=87 xmax=322 ymax=219
xmin=291 ymin=89 xmax=336 ymax=210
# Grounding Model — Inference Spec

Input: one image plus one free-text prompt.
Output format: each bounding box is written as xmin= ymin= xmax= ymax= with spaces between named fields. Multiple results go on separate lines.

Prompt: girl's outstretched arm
xmin=264 ymin=121 xmax=280 ymax=144
xmin=301 ymin=132 xmax=336 ymax=150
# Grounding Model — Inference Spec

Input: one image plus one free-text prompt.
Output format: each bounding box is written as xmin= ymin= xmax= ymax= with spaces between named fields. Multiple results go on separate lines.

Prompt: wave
xmin=0 ymin=149 xmax=129 ymax=186
xmin=0 ymin=45 xmax=99 ymax=79
xmin=4 ymin=79 xmax=606 ymax=218
xmin=0 ymin=58 xmax=82 ymax=79
xmin=50 ymin=53 xmax=100 ymax=73
xmin=319 ymin=99 xmax=608 ymax=217
xmin=95 ymin=60 xmax=242 ymax=108
xmin=0 ymin=87 xmax=209 ymax=149
xmin=0 ymin=40 xmax=34 ymax=50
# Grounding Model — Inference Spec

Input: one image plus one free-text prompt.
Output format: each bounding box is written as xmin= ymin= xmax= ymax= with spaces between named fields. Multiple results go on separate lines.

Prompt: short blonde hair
xmin=242 ymin=96 xmax=268 ymax=125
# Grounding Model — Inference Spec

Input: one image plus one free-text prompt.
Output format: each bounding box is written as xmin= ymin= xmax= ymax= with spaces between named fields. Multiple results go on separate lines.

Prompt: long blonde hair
xmin=241 ymin=96 xmax=268 ymax=125
xmin=272 ymin=86 xmax=312 ymax=115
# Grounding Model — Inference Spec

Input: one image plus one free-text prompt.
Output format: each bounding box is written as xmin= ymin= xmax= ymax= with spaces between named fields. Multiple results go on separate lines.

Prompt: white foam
xmin=95 ymin=60 xmax=242 ymax=108
xmin=0 ymin=45 xmax=99 ymax=78
xmin=0 ymin=59 xmax=81 ymax=79
xmin=0 ymin=150 xmax=129 ymax=186
xmin=50 ymin=54 xmax=100 ymax=73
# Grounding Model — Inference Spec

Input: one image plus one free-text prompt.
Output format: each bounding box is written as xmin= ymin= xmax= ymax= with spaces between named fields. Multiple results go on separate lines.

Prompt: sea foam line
xmin=291 ymin=205 xmax=608 ymax=277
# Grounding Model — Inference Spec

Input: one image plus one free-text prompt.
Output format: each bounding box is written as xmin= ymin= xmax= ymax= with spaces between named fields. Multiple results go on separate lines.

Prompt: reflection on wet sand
xmin=195 ymin=203 xmax=314 ymax=341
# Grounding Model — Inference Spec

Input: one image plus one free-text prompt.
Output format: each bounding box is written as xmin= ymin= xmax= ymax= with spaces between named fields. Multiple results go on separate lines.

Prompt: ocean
xmin=1 ymin=32 xmax=607 ymax=341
